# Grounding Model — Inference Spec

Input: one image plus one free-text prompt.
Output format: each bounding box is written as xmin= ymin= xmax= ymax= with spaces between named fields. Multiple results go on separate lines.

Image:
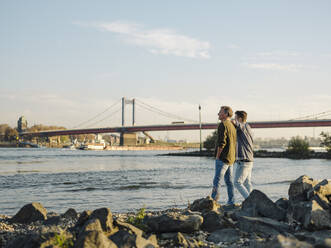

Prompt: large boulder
xmin=201 ymin=210 xmax=234 ymax=232
xmin=206 ymin=228 xmax=241 ymax=243
xmin=295 ymin=230 xmax=331 ymax=247
xmin=237 ymin=216 xmax=290 ymax=238
xmin=241 ymin=190 xmax=286 ymax=221
xmin=110 ymin=220 xmax=158 ymax=248
xmin=145 ymin=213 xmax=203 ymax=233
xmin=289 ymin=200 xmax=331 ymax=230
xmin=90 ymin=208 xmax=114 ymax=233
xmin=189 ymin=196 xmax=218 ymax=212
xmin=77 ymin=210 xmax=92 ymax=227
xmin=75 ymin=230 xmax=117 ymax=248
xmin=11 ymin=202 xmax=47 ymax=224
xmin=262 ymin=234 xmax=313 ymax=248
xmin=288 ymin=175 xmax=318 ymax=202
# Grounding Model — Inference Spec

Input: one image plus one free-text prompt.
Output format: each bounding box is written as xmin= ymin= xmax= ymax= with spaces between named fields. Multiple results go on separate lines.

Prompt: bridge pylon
xmin=120 ymin=97 xmax=136 ymax=146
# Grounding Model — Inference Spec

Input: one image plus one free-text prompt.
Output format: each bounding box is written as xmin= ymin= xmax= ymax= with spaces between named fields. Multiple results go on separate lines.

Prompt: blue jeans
xmin=234 ymin=161 xmax=253 ymax=199
xmin=211 ymin=159 xmax=234 ymax=204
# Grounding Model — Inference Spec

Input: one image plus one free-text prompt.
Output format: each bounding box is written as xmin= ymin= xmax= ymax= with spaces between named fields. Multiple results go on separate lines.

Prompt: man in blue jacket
xmin=232 ymin=110 xmax=254 ymax=199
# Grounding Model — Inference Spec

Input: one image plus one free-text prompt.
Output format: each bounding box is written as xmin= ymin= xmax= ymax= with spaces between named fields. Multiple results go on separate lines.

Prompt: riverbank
xmin=1 ymin=175 xmax=330 ymax=247
xmin=161 ymin=149 xmax=331 ymax=159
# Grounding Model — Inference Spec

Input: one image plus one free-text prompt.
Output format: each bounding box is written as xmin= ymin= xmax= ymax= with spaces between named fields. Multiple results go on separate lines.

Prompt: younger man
xmin=233 ymin=111 xmax=254 ymax=199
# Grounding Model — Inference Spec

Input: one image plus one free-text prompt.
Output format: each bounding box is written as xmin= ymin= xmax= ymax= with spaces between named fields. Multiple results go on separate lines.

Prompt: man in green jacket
xmin=211 ymin=106 xmax=237 ymax=205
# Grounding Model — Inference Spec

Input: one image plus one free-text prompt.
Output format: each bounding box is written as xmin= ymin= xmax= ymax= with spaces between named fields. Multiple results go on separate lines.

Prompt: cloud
xmin=227 ymin=44 xmax=240 ymax=49
xmin=243 ymin=63 xmax=306 ymax=72
xmin=77 ymin=21 xmax=211 ymax=59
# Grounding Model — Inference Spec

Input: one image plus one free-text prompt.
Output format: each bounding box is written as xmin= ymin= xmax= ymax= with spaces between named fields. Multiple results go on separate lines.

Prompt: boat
xmin=79 ymin=143 xmax=105 ymax=150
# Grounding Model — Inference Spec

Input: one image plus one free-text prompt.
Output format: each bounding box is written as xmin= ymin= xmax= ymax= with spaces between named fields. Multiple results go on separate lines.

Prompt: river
xmin=0 ymin=148 xmax=330 ymax=216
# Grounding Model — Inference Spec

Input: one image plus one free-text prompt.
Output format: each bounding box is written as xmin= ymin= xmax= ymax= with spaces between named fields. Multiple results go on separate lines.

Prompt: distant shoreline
xmin=160 ymin=149 xmax=331 ymax=159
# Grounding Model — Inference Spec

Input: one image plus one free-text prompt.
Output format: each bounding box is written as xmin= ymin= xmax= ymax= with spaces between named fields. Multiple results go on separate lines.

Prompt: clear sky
xmin=1 ymin=1 xmax=331 ymax=141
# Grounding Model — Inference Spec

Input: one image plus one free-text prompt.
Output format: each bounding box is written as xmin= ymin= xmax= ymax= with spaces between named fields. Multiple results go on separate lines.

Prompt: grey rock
xmin=81 ymin=218 xmax=103 ymax=233
xmin=295 ymin=230 xmax=331 ymax=245
xmin=201 ymin=210 xmax=233 ymax=232
xmin=75 ymin=230 xmax=117 ymax=248
xmin=145 ymin=213 xmax=203 ymax=233
xmin=189 ymin=196 xmax=218 ymax=212
xmin=288 ymin=175 xmax=318 ymax=202
xmin=307 ymin=179 xmax=331 ymax=199
xmin=207 ymin=228 xmax=241 ymax=243
xmin=90 ymin=208 xmax=114 ymax=232
xmin=110 ymin=220 xmax=158 ymax=247
xmin=241 ymin=189 xmax=286 ymax=221
xmin=237 ymin=216 xmax=290 ymax=238
xmin=62 ymin=208 xmax=78 ymax=219
xmin=77 ymin=210 xmax=92 ymax=227
xmin=173 ymin=232 xmax=189 ymax=248
xmin=262 ymin=234 xmax=313 ymax=248
xmin=11 ymin=202 xmax=47 ymax=224
xmin=275 ymin=198 xmax=289 ymax=210
xmin=289 ymin=200 xmax=331 ymax=230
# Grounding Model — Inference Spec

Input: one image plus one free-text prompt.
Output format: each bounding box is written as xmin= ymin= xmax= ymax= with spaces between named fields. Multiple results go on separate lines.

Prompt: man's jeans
xmin=234 ymin=161 xmax=253 ymax=199
xmin=211 ymin=159 xmax=234 ymax=204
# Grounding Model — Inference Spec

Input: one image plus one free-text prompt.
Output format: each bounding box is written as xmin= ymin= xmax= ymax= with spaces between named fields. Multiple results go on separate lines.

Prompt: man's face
xmin=218 ymin=108 xmax=226 ymax=121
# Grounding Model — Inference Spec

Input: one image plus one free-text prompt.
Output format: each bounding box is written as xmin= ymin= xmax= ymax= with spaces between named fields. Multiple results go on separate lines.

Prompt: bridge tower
xmin=120 ymin=97 xmax=136 ymax=146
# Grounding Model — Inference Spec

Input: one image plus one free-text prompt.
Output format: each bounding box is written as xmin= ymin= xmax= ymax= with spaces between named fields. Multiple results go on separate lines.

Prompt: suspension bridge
xmin=20 ymin=97 xmax=331 ymax=144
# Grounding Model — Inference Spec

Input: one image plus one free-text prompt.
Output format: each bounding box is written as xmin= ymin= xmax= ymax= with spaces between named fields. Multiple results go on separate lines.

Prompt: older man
xmin=211 ymin=106 xmax=237 ymax=205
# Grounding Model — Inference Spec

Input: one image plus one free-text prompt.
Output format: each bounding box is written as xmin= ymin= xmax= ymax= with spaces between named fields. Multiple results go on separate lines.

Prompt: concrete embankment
xmin=1 ymin=175 xmax=331 ymax=247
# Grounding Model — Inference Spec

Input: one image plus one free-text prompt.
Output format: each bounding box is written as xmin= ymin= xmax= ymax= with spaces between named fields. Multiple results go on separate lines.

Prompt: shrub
xmin=286 ymin=136 xmax=310 ymax=158
xmin=203 ymin=131 xmax=217 ymax=151
xmin=320 ymin=132 xmax=331 ymax=153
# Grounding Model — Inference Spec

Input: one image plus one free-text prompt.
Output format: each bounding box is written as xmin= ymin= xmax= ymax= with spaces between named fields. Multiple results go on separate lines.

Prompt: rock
xmin=90 ymin=208 xmax=114 ymax=233
xmin=109 ymin=220 xmax=158 ymax=247
xmin=206 ymin=228 xmax=241 ymax=243
xmin=77 ymin=210 xmax=92 ymax=227
xmin=173 ymin=232 xmax=189 ymax=248
xmin=44 ymin=215 xmax=61 ymax=225
xmin=289 ymin=200 xmax=331 ymax=230
xmin=295 ymin=230 xmax=331 ymax=246
xmin=237 ymin=216 xmax=290 ymax=238
xmin=241 ymin=189 xmax=286 ymax=221
xmin=145 ymin=213 xmax=203 ymax=233
xmin=288 ymin=175 xmax=318 ymax=202
xmin=189 ymin=196 xmax=218 ymax=212
xmin=307 ymin=179 xmax=331 ymax=199
xmin=75 ymin=230 xmax=117 ymax=248
xmin=62 ymin=208 xmax=78 ymax=219
xmin=11 ymin=202 xmax=47 ymax=224
xmin=201 ymin=210 xmax=234 ymax=232
xmin=262 ymin=234 xmax=313 ymax=248
xmin=7 ymin=229 xmax=73 ymax=248
xmin=81 ymin=218 xmax=103 ymax=233
xmin=275 ymin=198 xmax=289 ymax=210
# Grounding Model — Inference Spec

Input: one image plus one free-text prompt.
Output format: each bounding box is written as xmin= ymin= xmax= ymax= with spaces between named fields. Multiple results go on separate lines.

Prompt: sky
xmin=1 ymin=0 xmax=331 ymax=141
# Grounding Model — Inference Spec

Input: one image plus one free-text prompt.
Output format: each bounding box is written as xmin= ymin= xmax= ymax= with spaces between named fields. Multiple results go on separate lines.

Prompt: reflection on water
xmin=0 ymin=148 xmax=330 ymax=215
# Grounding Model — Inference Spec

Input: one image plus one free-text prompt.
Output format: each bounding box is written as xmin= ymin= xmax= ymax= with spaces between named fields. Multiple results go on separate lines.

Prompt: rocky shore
xmin=1 ymin=175 xmax=331 ymax=248
xmin=162 ymin=150 xmax=331 ymax=159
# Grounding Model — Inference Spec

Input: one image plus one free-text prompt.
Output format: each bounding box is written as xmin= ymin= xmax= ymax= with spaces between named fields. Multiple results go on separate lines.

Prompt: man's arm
xmin=216 ymin=123 xmax=227 ymax=159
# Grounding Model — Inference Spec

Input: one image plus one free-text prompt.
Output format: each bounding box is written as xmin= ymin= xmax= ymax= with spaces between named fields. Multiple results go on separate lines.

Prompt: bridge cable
xmin=135 ymin=99 xmax=198 ymax=123
xmin=290 ymin=110 xmax=331 ymax=121
xmin=72 ymin=99 xmax=121 ymax=128
xmin=85 ymin=107 xmax=122 ymax=128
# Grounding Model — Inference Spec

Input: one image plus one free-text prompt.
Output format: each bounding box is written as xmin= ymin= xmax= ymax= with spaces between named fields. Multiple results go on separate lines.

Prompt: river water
xmin=0 ymin=148 xmax=330 ymax=216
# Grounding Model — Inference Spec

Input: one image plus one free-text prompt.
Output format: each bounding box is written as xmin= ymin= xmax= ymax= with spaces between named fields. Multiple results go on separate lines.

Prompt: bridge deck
xmin=20 ymin=119 xmax=331 ymax=137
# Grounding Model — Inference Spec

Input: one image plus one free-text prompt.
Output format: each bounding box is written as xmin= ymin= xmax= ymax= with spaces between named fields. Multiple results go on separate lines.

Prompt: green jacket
xmin=215 ymin=120 xmax=237 ymax=165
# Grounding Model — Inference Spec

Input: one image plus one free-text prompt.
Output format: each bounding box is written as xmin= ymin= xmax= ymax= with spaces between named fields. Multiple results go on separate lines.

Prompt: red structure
xmin=20 ymin=119 xmax=331 ymax=137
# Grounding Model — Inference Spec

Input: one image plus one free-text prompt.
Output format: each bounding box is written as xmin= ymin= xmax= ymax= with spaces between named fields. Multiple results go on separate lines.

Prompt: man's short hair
xmin=235 ymin=110 xmax=247 ymax=122
xmin=221 ymin=106 xmax=233 ymax=118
